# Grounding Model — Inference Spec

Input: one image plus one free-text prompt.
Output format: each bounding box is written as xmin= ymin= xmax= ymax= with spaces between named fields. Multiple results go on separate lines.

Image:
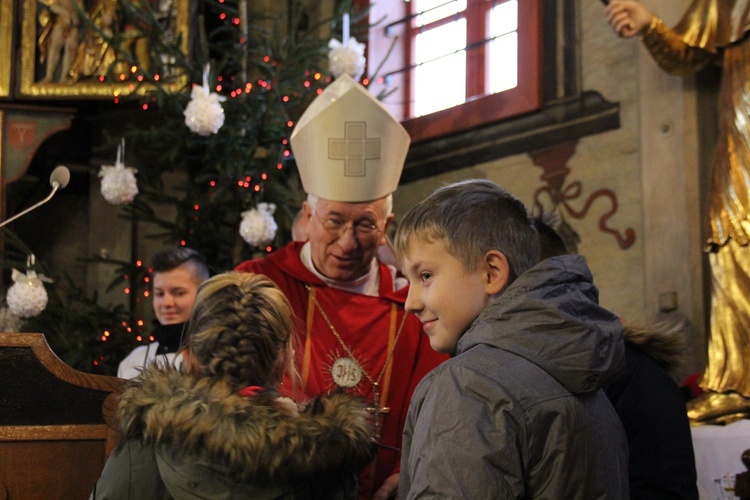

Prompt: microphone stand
xmin=0 ymin=182 xmax=62 ymax=229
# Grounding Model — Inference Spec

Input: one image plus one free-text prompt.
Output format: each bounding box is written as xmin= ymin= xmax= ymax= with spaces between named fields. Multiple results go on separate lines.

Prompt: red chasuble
xmin=235 ymin=241 xmax=447 ymax=498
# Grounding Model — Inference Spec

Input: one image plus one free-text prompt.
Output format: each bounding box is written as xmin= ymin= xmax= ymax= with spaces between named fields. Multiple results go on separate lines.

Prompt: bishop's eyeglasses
xmin=314 ymin=213 xmax=383 ymax=238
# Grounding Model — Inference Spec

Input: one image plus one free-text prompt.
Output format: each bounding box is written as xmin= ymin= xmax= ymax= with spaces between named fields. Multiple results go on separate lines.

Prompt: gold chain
xmin=307 ymin=285 xmax=407 ymax=389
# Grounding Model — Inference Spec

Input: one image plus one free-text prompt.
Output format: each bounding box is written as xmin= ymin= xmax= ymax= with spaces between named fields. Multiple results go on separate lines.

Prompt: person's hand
xmin=605 ymin=0 xmax=655 ymax=38
xmin=373 ymin=473 xmax=399 ymax=500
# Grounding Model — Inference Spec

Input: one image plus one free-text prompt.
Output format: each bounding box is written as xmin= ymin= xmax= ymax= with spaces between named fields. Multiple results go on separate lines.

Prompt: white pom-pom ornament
xmin=328 ymin=13 xmax=366 ymax=80
xmin=99 ymin=139 xmax=138 ymax=205
xmin=328 ymin=37 xmax=366 ymax=80
xmin=6 ymin=268 xmax=53 ymax=318
xmin=184 ymin=65 xmax=226 ymax=136
xmin=240 ymin=202 xmax=278 ymax=247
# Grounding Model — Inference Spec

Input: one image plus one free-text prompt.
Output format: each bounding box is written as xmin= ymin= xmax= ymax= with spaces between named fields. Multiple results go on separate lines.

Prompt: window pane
xmin=488 ymin=32 xmax=517 ymax=93
xmin=489 ymin=0 xmax=518 ymax=36
xmin=414 ymin=0 xmax=467 ymax=26
xmin=414 ymin=20 xmax=466 ymax=116
xmin=488 ymin=1 xmax=518 ymax=94
xmin=414 ymin=52 xmax=467 ymax=116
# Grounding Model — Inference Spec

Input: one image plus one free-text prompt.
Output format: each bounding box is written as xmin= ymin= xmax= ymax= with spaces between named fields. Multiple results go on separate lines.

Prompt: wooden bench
xmin=0 ymin=332 xmax=124 ymax=499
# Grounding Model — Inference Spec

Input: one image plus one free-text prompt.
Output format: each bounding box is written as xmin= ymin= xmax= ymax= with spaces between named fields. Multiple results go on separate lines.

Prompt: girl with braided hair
xmin=93 ymin=272 xmax=376 ymax=499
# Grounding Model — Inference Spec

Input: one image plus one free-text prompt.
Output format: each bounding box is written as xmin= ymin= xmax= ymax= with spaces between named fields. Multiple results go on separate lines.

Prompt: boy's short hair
xmin=394 ymin=179 xmax=540 ymax=282
xmin=150 ymin=247 xmax=210 ymax=281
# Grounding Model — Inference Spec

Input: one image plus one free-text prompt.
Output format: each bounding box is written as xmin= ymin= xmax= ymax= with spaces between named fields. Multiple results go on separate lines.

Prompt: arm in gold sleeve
xmin=641 ymin=17 xmax=716 ymax=76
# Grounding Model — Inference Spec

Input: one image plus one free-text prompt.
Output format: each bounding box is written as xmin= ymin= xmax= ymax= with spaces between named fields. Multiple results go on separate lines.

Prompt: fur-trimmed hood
xmin=622 ymin=319 xmax=690 ymax=372
xmin=116 ymin=365 xmax=375 ymax=486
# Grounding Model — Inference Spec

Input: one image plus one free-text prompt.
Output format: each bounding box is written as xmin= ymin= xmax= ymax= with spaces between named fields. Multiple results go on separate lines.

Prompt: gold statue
xmin=38 ymin=0 xmax=81 ymax=83
xmin=119 ymin=0 xmax=152 ymax=73
xmin=605 ymin=0 xmax=750 ymax=424
xmin=68 ymin=0 xmax=119 ymax=82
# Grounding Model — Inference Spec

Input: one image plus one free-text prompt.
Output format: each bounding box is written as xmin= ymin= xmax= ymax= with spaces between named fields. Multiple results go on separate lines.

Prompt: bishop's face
xmin=304 ymin=197 xmax=393 ymax=282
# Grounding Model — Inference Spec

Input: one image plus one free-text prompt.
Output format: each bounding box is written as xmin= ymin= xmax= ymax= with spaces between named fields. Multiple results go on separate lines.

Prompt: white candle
xmin=343 ymin=12 xmax=350 ymax=43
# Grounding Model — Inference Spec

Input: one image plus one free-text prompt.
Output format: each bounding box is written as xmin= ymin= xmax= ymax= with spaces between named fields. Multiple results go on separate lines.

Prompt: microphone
xmin=50 ymin=165 xmax=70 ymax=190
xmin=0 ymin=166 xmax=71 ymax=229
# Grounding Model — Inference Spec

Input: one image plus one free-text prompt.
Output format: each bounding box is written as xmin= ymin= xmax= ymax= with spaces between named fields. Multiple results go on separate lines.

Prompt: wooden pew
xmin=0 ymin=332 xmax=124 ymax=499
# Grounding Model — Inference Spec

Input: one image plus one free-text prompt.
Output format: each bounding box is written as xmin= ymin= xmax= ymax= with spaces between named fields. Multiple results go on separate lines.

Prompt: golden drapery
xmin=642 ymin=0 xmax=750 ymax=398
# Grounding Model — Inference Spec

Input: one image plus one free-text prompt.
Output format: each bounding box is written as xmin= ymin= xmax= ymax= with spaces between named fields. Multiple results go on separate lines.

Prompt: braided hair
xmin=185 ymin=272 xmax=293 ymax=390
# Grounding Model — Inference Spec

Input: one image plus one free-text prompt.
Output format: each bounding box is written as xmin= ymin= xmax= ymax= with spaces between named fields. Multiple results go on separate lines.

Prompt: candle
xmin=343 ymin=12 xmax=350 ymax=43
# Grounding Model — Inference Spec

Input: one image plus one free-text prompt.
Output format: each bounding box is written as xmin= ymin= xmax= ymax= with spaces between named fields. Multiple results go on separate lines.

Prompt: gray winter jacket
xmin=400 ymin=255 xmax=629 ymax=499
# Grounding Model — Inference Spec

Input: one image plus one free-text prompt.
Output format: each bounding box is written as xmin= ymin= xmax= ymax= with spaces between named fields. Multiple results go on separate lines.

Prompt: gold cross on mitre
xmin=289 ymin=75 xmax=409 ymax=203
xmin=328 ymin=121 xmax=381 ymax=177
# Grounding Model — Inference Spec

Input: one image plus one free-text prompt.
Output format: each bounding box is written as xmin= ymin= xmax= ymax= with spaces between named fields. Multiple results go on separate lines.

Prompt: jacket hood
xmin=457 ymin=255 xmax=624 ymax=394
xmin=116 ymin=365 xmax=375 ymax=485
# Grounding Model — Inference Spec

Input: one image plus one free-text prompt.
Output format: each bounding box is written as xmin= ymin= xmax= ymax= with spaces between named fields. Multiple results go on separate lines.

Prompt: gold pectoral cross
xmin=365 ymin=383 xmax=391 ymax=439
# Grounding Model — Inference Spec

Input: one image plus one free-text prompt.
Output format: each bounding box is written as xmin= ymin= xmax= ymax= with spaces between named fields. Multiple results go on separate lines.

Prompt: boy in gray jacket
xmin=394 ymin=179 xmax=629 ymax=499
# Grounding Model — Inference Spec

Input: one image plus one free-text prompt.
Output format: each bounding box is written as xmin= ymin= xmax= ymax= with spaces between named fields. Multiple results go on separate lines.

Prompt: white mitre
xmin=290 ymin=75 xmax=411 ymax=202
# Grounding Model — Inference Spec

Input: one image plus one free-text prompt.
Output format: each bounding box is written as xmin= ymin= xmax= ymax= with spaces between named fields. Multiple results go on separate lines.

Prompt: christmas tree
xmin=2 ymin=0 xmax=366 ymax=375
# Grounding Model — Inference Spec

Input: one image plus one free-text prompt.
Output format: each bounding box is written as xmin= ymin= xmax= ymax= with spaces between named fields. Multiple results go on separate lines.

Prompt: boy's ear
xmin=483 ymin=250 xmax=509 ymax=295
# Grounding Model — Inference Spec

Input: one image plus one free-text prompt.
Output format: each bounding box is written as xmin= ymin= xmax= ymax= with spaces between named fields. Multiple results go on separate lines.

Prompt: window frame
xmin=366 ymin=0 xmax=542 ymax=144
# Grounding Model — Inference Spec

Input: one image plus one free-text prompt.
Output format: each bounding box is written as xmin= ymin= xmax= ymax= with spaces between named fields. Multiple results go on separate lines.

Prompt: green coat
xmin=92 ymin=366 xmax=375 ymax=499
